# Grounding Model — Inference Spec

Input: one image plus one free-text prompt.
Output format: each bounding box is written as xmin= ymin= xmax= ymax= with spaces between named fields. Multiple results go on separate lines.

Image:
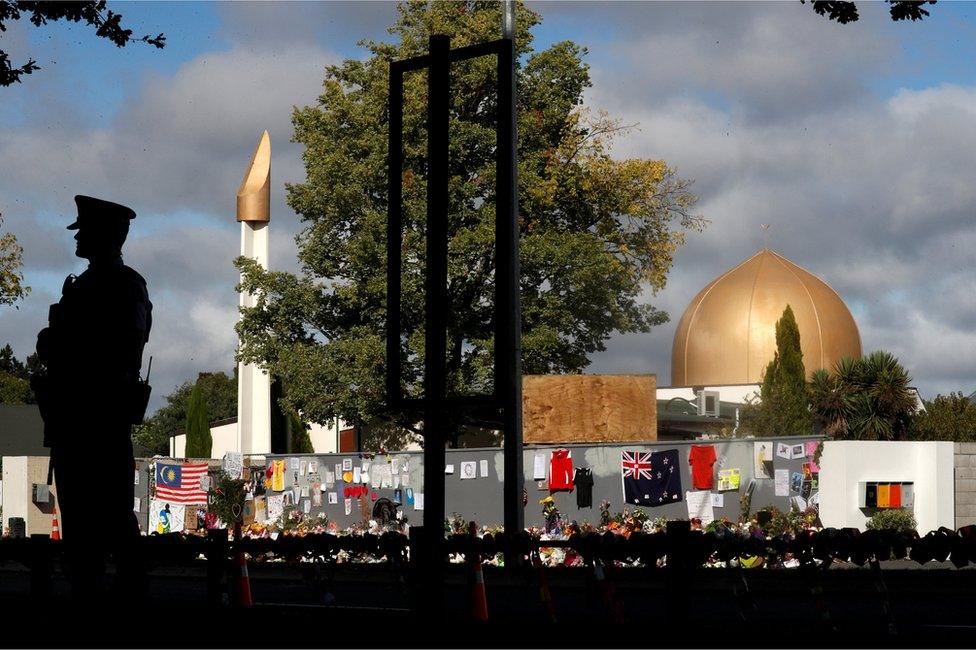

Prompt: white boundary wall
xmin=819 ymin=440 xmax=954 ymax=533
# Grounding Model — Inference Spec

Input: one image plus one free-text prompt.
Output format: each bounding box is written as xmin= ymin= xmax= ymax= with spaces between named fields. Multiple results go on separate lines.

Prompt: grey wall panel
xmin=262 ymin=436 xmax=822 ymax=530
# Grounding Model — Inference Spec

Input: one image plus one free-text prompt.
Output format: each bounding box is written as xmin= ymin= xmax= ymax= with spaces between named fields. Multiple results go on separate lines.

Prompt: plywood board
xmin=522 ymin=374 xmax=657 ymax=444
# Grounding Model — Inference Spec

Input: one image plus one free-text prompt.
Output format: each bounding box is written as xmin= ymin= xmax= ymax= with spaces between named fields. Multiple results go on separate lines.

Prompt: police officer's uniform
xmin=35 ymin=195 xmax=152 ymax=597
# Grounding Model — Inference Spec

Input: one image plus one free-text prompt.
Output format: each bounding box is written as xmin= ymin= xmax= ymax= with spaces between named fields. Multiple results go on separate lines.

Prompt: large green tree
xmin=0 ymin=343 xmax=38 ymax=403
xmin=741 ymin=305 xmax=813 ymax=437
xmin=809 ymin=351 xmax=916 ymax=440
xmin=236 ymin=1 xmax=703 ymax=445
xmin=910 ymin=392 xmax=976 ymax=442
xmin=132 ymin=371 xmax=236 ymax=455
xmin=183 ymin=381 xmax=212 ymax=458
xmin=0 ymin=216 xmax=28 ymax=306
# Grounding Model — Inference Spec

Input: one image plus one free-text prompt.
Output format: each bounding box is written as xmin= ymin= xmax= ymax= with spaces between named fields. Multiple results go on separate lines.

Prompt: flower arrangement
xmin=540 ymin=496 xmax=562 ymax=533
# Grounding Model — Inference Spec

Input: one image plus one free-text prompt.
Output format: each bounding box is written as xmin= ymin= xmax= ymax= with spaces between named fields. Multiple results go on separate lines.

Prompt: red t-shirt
xmin=688 ymin=445 xmax=717 ymax=490
xmin=549 ymin=449 xmax=574 ymax=490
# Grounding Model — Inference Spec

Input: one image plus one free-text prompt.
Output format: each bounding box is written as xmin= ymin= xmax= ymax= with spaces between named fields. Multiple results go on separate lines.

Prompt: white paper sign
xmin=133 ymin=497 xmax=140 ymax=512
xmin=344 ymin=498 xmax=352 ymax=515
xmin=710 ymin=493 xmax=724 ymax=508
xmin=533 ymin=453 xmax=546 ymax=480
xmin=335 ymin=463 xmax=342 ymax=479
xmin=223 ymin=452 xmax=244 ymax=479
xmin=402 ymin=473 xmax=410 ymax=487
xmin=791 ymin=495 xmax=807 ymax=511
xmin=267 ymin=495 xmax=284 ymax=523
xmin=774 ymin=469 xmax=790 ymax=497
xmin=134 ymin=470 xmax=140 ymax=485
xmin=460 ymin=461 xmax=477 ymax=479
xmin=308 ymin=460 xmax=318 ymax=475
xmin=391 ymin=459 xmax=400 ymax=474
xmin=299 ymin=459 xmax=308 ymax=476
xmin=289 ymin=457 xmax=300 ymax=472
xmin=685 ymin=491 xmax=714 ymax=524
xmin=480 ymin=460 xmax=489 ymax=477
xmin=353 ymin=467 xmax=362 ymax=483
xmin=328 ymin=492 xmax=338 ymax=505
xmin=325 ymin=471 xmax=335 ymax=487
xmin=303 ymin=499 xmax=311 ymax=514
xmin=445 ymin=465 xmax=455 ymax=475
xmin=414 ymin=493 xmax=424 ymax=511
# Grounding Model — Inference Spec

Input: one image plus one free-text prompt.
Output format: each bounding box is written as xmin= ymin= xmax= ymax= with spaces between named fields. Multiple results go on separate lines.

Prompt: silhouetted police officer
xmin=34 ymin=195 xmax=152 ymax=601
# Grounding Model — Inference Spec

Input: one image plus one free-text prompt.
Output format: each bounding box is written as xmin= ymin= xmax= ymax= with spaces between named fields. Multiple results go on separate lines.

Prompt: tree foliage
xmin=911 ymin=392 xmax=976 ymax=442
xmin=800 ymin=0 xmax=936 ymax=24
xmin=0 ymin=343 xmax=38 ymax=403
xmin=235 ymin=1 xmax=703 ymax=445
xmin=809 ymin=351 xmax=917 ymax=440
xmin=740 ymin=305 xmax=812 ymax=437
xmin=183 ymin=380 xmax=212 ymax=458
xmin=0 ymin=0 xmax=165 ymax=86
xmin=132 ymin=371 xmax=236 ymax=455
xmin=0 ymin=216 xmax=28 ymax=306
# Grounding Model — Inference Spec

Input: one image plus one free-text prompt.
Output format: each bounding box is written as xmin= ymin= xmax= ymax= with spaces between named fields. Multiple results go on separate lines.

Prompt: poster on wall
xmin=686 ymin=491 xmax=714 ymax=524
xmin=460 ymin=462 xmax=477 ymax=479
xmin=717 ymin=468 xmax=741 ymax=491
xmin=266 ymin=495 xmax=284 ymax=523
xmin=754 ymin=442 xmax=773 ymax=479
xmin=149 ymin=500 xmax=185 ymax=534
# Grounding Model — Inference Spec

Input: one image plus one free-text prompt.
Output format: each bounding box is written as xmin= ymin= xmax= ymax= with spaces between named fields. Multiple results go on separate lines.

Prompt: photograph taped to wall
xmin=790 ymin=443 xmax=805 ymax=459
xmin=328 ymin=492 xmax=338 ymax=505
xmin=342 ymin=459 xmax=352 ymax=472
xmin=776 ymin=442 xmax=791 ymax=460
xmin=460 ymin=461 xmax=477 ymax=479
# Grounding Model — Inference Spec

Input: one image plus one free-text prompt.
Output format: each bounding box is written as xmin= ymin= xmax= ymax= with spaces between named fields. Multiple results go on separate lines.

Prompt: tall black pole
xmin=421 ymin=33 xmax=451 ymax=615
xmin=497 ymin=5 xmax=525 ymax=542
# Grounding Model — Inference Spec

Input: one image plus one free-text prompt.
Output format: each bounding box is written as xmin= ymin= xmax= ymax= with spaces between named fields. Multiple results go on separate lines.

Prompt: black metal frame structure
xmin=386 ymin=33 xmax=523 ymax=609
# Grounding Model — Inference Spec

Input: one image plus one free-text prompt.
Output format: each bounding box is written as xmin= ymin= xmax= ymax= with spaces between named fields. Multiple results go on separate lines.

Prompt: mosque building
xmin=657 ymin=248 xmax=863 ymax=436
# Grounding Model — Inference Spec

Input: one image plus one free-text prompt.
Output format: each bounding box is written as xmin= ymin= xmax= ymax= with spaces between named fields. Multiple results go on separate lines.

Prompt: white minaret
xmin=236 ymin=130 xmax=272 ymax=454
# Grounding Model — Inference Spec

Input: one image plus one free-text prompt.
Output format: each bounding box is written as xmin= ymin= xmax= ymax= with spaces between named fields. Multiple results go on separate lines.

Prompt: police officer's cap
xmin=67 ymin=195 xmax=136 ymax=230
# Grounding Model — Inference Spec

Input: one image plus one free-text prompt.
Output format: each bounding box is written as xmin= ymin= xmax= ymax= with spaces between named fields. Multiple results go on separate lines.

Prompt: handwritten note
xmin=480 ymin=459 xmax=489 ymax=477
xmin=686 ymin=491 xmax=714 ymax=524
xmin=774 ymin=469 xmax=789 ymax=497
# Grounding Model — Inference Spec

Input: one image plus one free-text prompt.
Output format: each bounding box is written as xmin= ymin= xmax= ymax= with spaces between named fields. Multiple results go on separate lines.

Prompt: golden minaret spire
xmin=236 ymin=129 xmax=271 ymax=222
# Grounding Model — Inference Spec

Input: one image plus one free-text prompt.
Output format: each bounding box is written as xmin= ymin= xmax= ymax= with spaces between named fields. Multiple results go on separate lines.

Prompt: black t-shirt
xmin=574 ymin=467 xmax=594 ymax=508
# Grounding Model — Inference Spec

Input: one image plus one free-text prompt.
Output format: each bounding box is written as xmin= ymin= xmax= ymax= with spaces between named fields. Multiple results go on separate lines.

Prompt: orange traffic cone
xmin=471 ymin=560 xmax=489 ymax=621
xmin=466 ymin=521 xmax=488 ymax=621
xmin=50 ymin=508 xmax=60 ymax=541
xmin=234 ymin=551 xmax=252 ymax=607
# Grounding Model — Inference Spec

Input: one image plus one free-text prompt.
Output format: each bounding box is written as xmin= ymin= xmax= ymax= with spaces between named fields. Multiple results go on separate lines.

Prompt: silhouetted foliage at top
xmin=0 ymin=0 xmax=165 ymax=86
xmin=801 ymin=0 xmax=936 ymax=24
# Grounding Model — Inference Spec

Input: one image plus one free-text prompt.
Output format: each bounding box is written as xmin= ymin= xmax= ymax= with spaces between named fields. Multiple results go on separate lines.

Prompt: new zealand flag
xmin=621 ymin=449 xmax=682 ymax=506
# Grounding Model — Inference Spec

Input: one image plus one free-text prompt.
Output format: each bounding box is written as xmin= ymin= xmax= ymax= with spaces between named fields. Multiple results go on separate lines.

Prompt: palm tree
xmin=809 ymin=351 xmax=916 ymax=440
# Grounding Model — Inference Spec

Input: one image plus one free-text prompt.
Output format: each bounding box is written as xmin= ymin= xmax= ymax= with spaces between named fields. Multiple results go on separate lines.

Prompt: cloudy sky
xmin=2 ymin=0 xmax=975 ymax=411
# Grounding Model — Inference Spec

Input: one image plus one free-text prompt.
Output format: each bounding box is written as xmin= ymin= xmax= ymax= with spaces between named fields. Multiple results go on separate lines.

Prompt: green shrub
xmin=865 ymin=509 xmax=916 ymax=533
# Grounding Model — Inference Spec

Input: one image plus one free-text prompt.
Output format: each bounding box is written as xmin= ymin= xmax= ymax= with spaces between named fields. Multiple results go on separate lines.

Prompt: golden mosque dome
xmin=671 ymin=249 xmax=862 ymax=386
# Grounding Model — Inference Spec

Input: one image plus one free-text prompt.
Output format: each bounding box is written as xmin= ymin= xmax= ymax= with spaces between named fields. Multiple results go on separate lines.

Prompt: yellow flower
xmin=539 ymin=496 xmax=554 ymax=505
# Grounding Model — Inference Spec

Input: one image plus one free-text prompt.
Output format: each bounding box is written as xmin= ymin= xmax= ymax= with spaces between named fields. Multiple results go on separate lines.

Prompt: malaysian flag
xmin=155 ymin=462 xmax=209 ymax=505
xmin=621 ymin=449 xmax=682 ymax=506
